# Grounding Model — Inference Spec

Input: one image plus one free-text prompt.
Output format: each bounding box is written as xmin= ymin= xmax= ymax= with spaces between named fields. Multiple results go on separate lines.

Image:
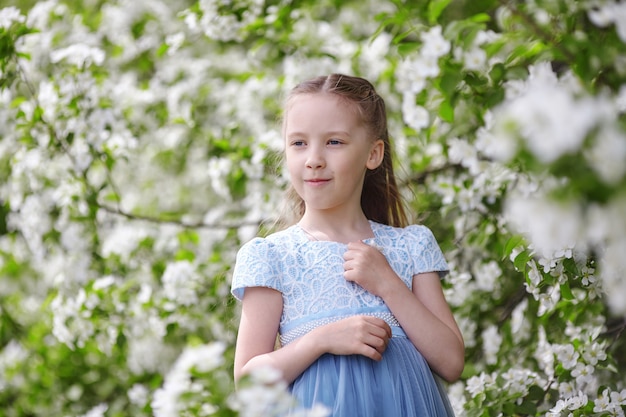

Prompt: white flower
xmin=421 ymin=25 xmax=450 ymax=58
xmin=617 ymin=84 xmax=626 ymax=112
xmin=588 ymin=4 xmax=614 ymax=27
xmin=510 ymin=298 xmax=530 ymax=342
xmin=0 ymin=6 xmax=24 ymax=29
xmin=208 ymin=156 xmax=233 ymax=198
xmin=481 ymin=325 xmax=502 ymax=365
xmin=50 ymin=44 xmax=106 ymax=67
xmin=401 ymin=93 xmax=430 ymax=131
xmin=152 ymin=342 xmax=226 ymax=417
xmin=600 ymin=236 xmax=626 ymax=315
xmin=501 ymin=368 xmax=538 ymax=396
xmin=475 ymin=110 xmax=518 ymax=162
xmin=248 ymin=366 xmax=284 ymax=385
xmin=612 ymin=2 xmax=626 ymax=42
xmin=128 ymin=384 xmax=149 ymax=407
xmin=101 ymin=224 xmax=150 ymax=262
xmin=610 ymin=388 xmax=626 ymax=405
xmin=492 ymin=63 xmax=612 ymax=163
xmin=447 ymin=137 xmax=479 ymax=171
xmin=161 ymin=261 xmax=200 ymax=307
xmin=559 ymin=381 xmax=577 ymax=399
xmin=127 ymin=334 xmax=176 ymax=375
xmin=165 ymin=32 xmax=185 ymax=55
xmin=585 ymin=124 xmax=626 ymax=184
xmin=228 ymin=365 xmax=304 ymax=416
xmin=594 ymin=389 xmax=612 ymax=412
xmin=466 ymin=372 xmax=495 ymax=397
xmin=473 ymin=260 xmax=502 ymax=292
xmin=582 ymin=341 xmax=607 ymax=365
xmin=92 ymin=276 xmax=117 ymax=291
xmin=571 ymin=363 xmax=595 ymax=387
xmin=37 ymin=80 xmax=59 ymax=120
xmin=474 ymin=29 xmax=500 ymax=45
xmin=463 ymin=47 xmax=487 ymax=71
xmin=79 ymin=404 xmax=108 ymax=417
xmin=548 ymin=399 xmax=567 ymax=415
xmin=556 ymin=344 xmax=579 ymax=370
xmin=505 ymin=194 xmax=582 ymax=262
xmin=534 ymin=326 xmax=555 ymax=377
xmin=566 ymin=392 xmax=588 ymax=410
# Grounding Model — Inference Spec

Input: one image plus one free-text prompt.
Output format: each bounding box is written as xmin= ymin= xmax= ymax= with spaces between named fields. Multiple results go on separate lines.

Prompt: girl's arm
xmin=390 ymin=271 xmax=464 ymax=382
xmin=234 ymin=286 xmax=392 ymax=384
xmin=343 ymin=241 xmax=465 ymax=382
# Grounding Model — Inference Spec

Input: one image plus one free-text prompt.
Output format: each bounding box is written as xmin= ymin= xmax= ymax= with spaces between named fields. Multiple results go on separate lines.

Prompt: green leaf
xmin=515 ymin=400 xmax=538 ymax=415
xmin=514 ymin=250 xmax=532 ymax=271
xmin=560 ymin=282 xmax=574 ymax=300
xmin=438 ymin=64 xmax=463 ymax=96
xmin=527 ymin=384 xmax=545 ymax=401
xmin=427 ymin=0 xmax=452 ymax=24
xmin=175 ymin=249 xmax=195 ymax=262
xmin=488 ymin=62 xmax=506 ymax=85
xmin=397 ymin=41 xmax=420 ymax=56
xmin=469 ymin=13 xmax=492 ymax=23
xmin=438 ymin=99 xmax=454 ymax=122
xmin=156 ymin=43 xmax=169 ymax=57
xmin=502 ymin=235 xmax=524 ymax=259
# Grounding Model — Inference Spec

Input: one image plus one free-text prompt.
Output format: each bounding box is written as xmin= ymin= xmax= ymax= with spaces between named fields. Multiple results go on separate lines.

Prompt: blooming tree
xmin=0 ymin=0 xmax=625 ymax=416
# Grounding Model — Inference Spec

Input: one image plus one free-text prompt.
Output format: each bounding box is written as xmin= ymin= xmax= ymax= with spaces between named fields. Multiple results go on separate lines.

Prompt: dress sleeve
xmin=406 ymin=225 xmax=449 ymax=278
xmin=231 ymin=237 xmax=283 ymax=301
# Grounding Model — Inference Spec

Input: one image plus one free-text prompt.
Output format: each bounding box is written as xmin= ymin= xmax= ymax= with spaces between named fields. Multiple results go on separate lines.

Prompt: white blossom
xmin=401 ymin=93 xmax=430 ymax=131
xmin=128 ymin=384 xmax=149 ymax=407
xmin=482 ymin=325 xmax=502 ymax=365
xmin=571 ymin=363 xmax=595 ymax=387
xmin=152 ymin=342 xmax=226 ymax=417
xmin=78 ymin=404 xmax=108 ymax=417
xmin=50 ymin=44 xmax=105 ymax=67
xmin=473 ymin=260 xmax=502 ymax=292
xmin=510 ymin=298 xmax=530 ymax=343
xmin=463 ymin=47 xmax=487 ymax=71
xmin=586 ymin=124 xmax=626 ymax=184
xmin=421 ymin=25 xmax=450 ymax=58
xmin=556 ymin=344 xmax=579 ymax=370
xmin=505 ymin=193 xmax=582 ymax=262
xmin=0 ymin=6 xmax=24 ymax=28
xmin=161 ymin=261 xmax=200 ymax=307
xmin=466 ymin=372 xmax=497 ymax=397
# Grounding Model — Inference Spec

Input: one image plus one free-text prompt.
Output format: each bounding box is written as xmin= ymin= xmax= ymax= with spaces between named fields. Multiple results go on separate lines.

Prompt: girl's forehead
xmin=286 ymin=93 xmax=359 ymax=116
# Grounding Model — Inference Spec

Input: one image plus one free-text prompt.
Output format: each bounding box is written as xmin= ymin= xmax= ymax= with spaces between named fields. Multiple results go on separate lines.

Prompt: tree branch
xmin=97 ymin=203 xmax=264 ymax=230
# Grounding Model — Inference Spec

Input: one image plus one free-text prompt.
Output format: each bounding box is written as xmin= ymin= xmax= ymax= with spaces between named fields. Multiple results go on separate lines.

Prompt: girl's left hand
xmin=343 ymin=241 xmax=399 ymax=298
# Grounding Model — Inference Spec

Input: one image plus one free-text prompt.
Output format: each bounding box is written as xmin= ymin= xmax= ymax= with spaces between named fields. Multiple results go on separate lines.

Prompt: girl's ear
xmin=366 ymin=139 xmax=385 ymax=170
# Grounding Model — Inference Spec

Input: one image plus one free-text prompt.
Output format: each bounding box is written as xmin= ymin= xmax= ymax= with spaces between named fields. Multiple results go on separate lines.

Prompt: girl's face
xmin=284 ymin=93 xmax=383 ymax=216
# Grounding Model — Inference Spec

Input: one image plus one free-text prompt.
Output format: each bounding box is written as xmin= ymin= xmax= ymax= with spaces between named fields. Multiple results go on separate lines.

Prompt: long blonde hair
xmin=279 ymin=74 xmax=408 ymax=228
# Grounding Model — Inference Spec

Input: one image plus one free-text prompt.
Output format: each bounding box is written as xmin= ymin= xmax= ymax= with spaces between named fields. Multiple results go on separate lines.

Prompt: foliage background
xmin=1 ymin=0 xmax=625 ymax=416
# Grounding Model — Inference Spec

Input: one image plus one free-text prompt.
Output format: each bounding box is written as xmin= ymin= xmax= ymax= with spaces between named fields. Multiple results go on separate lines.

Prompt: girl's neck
xmin=298 ymin=211 xmax=374 ymax=243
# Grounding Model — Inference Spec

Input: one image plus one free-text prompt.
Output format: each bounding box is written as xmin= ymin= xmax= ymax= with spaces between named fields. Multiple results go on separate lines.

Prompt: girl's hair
xmin=280 ymin=73 xmax=408 ymax=228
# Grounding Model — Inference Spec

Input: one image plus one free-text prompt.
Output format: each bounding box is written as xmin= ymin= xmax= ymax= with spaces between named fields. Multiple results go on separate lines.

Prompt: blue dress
xmin=231 ymin=221 xmax=455 ymax=416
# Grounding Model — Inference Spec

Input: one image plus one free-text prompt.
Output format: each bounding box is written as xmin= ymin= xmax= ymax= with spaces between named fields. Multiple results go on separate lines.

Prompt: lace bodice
xmin=231 ymin=221 xmax=448 ymax=344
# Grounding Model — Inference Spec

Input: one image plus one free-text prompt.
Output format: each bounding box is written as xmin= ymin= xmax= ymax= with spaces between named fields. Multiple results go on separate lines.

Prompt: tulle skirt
xmin=289 ymin=337 xmax=455 ymax=417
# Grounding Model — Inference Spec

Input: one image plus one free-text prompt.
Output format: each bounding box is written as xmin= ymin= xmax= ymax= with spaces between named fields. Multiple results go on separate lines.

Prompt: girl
xmin=231 ymin=74 xmax=464 ymax=416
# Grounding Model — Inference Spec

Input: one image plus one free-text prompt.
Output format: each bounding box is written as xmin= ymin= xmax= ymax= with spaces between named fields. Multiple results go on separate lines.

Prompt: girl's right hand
xmin=312 ymin=315 xmax=392 ymax=361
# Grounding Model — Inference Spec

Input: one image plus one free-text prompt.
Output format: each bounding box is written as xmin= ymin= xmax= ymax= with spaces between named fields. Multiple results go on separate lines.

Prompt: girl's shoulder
xmin=371 ymin=221 xmax=438 ymax=242
xmin=371 ymin=221 xmax=448 ymax=276
xmin=237 ymin=225 xmax=301 ymax=253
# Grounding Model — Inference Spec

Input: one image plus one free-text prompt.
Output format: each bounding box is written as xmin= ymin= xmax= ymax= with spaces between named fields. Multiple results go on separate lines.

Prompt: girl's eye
xmin=291 ymin=140 xmax=305 ymax=146
xmin=328 ymin=139 xmax=342 ymax=145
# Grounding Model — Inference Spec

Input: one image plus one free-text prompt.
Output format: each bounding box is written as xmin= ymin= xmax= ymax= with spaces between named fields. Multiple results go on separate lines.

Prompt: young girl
xmin=231 ymin=74 xmax=464 ymax=416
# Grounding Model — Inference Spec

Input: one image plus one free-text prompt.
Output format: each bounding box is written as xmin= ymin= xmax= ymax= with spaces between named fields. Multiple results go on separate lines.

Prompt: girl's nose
xmin=305 ymin=149 xmax=325 ymax=169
